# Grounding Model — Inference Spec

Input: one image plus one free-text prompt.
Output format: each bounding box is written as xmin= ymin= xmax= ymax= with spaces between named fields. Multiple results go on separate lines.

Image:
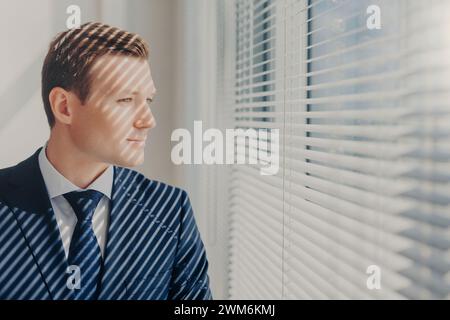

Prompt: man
xmin=0 ymin=22 xmax=212 ymax=300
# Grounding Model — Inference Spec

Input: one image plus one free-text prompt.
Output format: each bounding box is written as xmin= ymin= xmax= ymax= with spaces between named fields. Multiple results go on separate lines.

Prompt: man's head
xmin=42 ymin=22 xmax=157 ymax=167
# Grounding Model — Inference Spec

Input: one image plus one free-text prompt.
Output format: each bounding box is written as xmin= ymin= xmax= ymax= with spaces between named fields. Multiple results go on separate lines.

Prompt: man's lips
xmin=127 ymin=138 xmax=147 ymax=148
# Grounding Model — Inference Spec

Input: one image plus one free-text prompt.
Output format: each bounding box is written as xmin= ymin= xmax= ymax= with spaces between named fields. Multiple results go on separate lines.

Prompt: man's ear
xmin=49 ymin=87 xmax=73 ymax=125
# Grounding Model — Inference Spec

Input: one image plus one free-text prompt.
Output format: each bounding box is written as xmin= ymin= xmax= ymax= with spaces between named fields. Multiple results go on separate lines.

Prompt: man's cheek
xmin=107 ymin=110 xmax=134 ymax=130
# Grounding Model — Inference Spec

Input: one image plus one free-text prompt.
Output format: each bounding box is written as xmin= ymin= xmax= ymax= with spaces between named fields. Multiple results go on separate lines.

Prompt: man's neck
xmin=46 ymin=132 xmax=110 ymax=189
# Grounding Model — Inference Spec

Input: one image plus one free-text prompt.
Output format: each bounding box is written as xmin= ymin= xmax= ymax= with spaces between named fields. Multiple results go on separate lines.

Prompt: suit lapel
xmin=4 ymin=148 xmax=71 ymax=300
xmin=97 ymin=166 xmax=145 ymax=299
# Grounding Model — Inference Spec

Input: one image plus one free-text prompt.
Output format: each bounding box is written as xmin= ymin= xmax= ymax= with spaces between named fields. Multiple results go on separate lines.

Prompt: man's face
xmin=68 ymin=54 xmax=157 ymax=167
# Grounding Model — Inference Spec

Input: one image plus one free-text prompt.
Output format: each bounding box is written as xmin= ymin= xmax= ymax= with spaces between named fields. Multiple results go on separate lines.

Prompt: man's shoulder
xmin=114 ymin=167 xmax=191 ymax=221
xmin=114 ymin=166 xmax=188 ymax=201
xmin=0 ymin=164 xmax=19 ymax=208
xmin=0 ymin=163 xmax=17 ymax=177
xmin=0 ymin=148 xmax=42 ymax=190
xmin=0 ymin=163 xmax=17 ymax=189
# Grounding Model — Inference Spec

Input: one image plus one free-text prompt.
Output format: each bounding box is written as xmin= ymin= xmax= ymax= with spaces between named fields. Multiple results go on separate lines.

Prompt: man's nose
xmin=135 ymin=103 xmax=156 ymax=129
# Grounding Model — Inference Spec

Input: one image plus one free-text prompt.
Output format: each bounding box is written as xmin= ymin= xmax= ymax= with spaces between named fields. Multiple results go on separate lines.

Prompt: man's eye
xmin=118 ymin=98 xmax=133 ymax=103
xmin=146 ymin=98 xmax=153 ymax=104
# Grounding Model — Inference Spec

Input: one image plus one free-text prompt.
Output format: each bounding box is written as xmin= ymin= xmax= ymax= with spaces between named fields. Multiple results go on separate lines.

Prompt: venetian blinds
xmin=228 ymin=0 xmax=286 ymax=299
xmin=227 ymin=0 xmax=450 ymax=299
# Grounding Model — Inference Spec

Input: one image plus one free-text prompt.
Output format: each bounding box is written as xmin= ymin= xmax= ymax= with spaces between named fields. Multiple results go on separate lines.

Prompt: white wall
xmin=0 ymin=0 xmax=55 ymax=167
xmin=173 ymin=0 xmax=229 ymax=299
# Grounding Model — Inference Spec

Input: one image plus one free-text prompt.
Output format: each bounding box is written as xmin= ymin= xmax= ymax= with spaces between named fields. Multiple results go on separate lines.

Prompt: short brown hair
xmin=41 ymin=22 xmax=150 ymax=128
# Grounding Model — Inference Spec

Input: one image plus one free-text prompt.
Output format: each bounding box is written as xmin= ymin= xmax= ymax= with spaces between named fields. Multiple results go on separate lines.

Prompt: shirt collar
xmin=38 ymin=144 xmax=114 ymax=200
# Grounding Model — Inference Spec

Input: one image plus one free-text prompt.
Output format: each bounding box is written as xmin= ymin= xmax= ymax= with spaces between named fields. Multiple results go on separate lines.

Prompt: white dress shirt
xmin=38 ymin=145 xmax=113 ymax=259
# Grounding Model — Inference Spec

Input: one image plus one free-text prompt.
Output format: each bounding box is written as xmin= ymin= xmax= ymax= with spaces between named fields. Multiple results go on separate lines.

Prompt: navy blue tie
xmin=63 ymin=190 xmax=104 ymax=300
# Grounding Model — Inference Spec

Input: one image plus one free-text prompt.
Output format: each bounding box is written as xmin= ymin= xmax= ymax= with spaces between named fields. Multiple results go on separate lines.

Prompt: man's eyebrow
xmin=129 ymin=89 xmax=157 ymax=98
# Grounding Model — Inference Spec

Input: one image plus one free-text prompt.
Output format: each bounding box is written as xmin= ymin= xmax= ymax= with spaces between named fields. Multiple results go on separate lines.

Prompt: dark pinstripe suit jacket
xmin=0 ymin=148 xmax=213 ymax=300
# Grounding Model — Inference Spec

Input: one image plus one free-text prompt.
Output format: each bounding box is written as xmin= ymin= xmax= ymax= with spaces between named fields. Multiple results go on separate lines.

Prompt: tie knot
xmin=63 ymin=190 xmax=104 ymax=221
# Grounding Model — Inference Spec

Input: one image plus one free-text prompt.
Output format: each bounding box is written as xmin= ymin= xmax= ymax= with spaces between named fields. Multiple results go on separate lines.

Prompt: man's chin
xmin=115 ymin=153 xmax=145 ymax=168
